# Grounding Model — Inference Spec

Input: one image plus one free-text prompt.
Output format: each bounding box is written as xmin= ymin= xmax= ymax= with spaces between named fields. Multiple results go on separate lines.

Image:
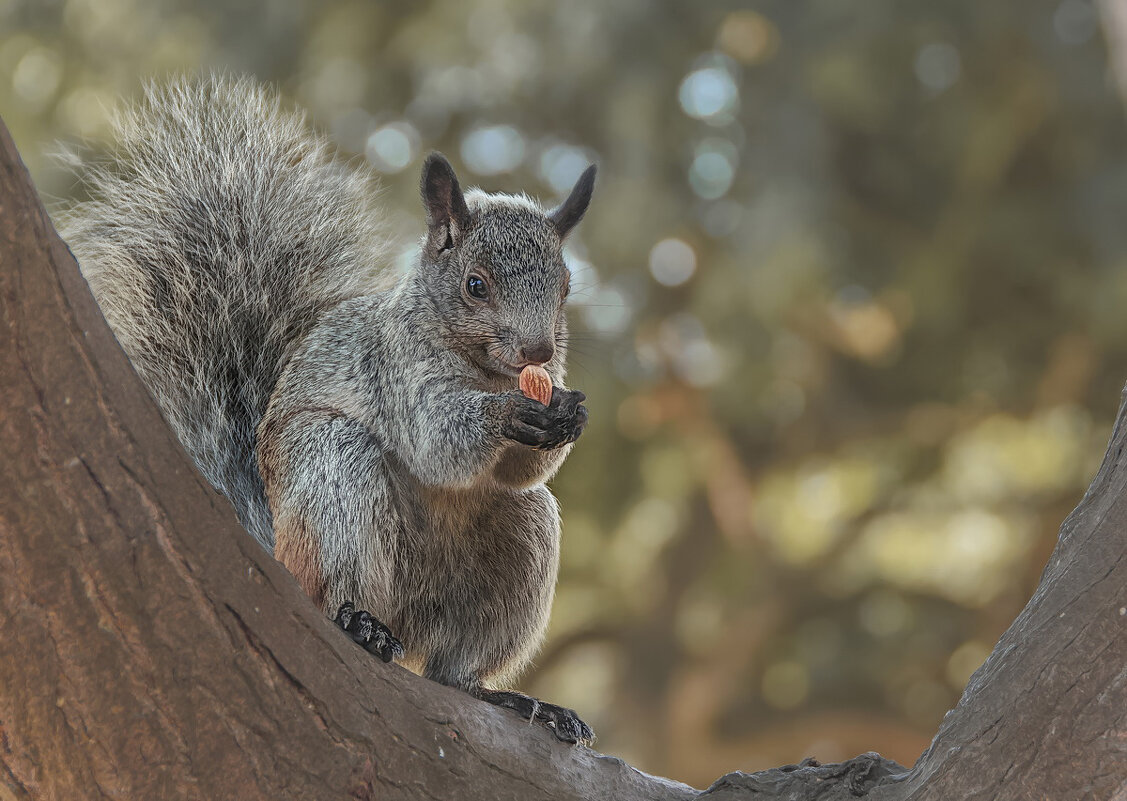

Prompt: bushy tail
xmin=59 ymin=75 xmax=388 ymax=549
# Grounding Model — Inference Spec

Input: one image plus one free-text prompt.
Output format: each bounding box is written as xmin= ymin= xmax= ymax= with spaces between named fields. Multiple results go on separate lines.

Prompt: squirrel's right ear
xmin=421 ymin=152 xmax=470 ymax=252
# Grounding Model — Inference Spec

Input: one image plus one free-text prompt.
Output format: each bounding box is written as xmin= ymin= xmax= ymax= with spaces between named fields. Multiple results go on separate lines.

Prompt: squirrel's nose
xmin=520 ymin=341 xmax=555 ymax=365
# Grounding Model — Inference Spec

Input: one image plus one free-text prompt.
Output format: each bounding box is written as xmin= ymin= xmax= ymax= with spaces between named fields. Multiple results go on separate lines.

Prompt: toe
xmin=349 ymin=610 xmax=375 ymax=641
xmin=380 ymin=635 xmax=403 ymax=663
xmin=362 ymin=632 xmax=389 ymax=661
xmin=558 ymin=714 xmax=587 ymax=744
xmin=362 ymin=626 xmax=404 ymax=663
xmin=538 ymin=704 xmax=591 ymax=745
xmin=552 ymin=718 xmax=581 ymax=743
xmin=335 ymin=602 xmax=356 ymax=628
xmin=388 ymin=635 xmax=406 ymax=660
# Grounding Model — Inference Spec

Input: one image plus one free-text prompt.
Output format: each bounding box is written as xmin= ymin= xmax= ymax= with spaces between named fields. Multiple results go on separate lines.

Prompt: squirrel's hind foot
xmin=335 ymin=602 xmax=404 ymax=663
xmin=476 ymin=689 xmax=594 ymax=745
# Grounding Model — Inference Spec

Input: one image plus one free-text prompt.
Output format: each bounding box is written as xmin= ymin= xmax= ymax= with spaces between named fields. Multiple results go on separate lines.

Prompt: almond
xmin=519 ymin=364 xmax=553 ymax=406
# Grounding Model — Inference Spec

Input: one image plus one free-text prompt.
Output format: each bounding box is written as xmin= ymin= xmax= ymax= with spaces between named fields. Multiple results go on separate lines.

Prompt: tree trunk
xmin=1 ymin=116 xmax=1123 ymax=800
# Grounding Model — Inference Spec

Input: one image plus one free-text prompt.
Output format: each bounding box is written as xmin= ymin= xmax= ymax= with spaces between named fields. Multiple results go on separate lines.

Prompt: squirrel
xmin=60 ymin=75 xmax=596 ymax=743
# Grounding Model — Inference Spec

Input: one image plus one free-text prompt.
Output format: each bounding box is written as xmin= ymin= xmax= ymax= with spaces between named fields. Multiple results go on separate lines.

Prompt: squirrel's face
xmin=418 ymin=153 xmax=596 ymax=379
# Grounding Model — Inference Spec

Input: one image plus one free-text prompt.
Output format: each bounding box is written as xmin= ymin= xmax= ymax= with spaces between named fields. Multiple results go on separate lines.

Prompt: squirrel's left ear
xmin=421 ymin=152 xmax=470 ymax=251
xmin=549 ymin=165 xmax=596 ymax=240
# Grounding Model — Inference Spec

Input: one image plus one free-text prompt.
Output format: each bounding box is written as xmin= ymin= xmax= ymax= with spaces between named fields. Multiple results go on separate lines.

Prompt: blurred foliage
xmin=3 ymin=0 xmax=1126 ymax=786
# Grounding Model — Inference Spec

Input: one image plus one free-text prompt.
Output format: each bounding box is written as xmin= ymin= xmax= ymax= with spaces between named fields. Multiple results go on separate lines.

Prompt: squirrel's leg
xmin=259 ymin=408 xmax=404 ymax=663
xmin=473 ymin=688 xmax=594 ymax=745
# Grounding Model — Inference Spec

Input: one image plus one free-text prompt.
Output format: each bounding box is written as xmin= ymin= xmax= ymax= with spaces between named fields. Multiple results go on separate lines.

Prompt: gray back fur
xmin=58 ymin=76 xmax=387 ymax=547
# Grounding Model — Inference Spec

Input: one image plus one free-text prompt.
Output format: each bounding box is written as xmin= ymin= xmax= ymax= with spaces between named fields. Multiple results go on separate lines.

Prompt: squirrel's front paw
xmin=335 ymin=602 xmax=405 ymax=663
xmin=501 ymin=387 xmax=588 ymax=450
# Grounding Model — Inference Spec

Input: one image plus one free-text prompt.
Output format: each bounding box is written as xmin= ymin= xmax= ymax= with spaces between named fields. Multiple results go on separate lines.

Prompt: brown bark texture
xmin=1 ymin=113 xmax=1124 ymax=801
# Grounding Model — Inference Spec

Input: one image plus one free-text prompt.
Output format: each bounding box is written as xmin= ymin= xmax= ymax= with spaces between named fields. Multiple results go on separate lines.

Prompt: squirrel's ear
xmin=548 ymin=165 xmax=597 ymax=240
xmin=420 ymin=152 xmax=470 ymax=248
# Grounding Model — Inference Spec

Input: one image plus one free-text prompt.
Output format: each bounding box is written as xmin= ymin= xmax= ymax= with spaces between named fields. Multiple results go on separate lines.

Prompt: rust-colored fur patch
xmin=255 ymin=412 xmax=287 ymax=490
xmin=274 ymin=515 xmax=326 ymax=609
xmin=259 ymin=406 xmax=352 ymax=612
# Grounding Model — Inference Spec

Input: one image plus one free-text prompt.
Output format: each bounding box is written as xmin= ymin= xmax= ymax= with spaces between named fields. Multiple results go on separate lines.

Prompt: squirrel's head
xmin=417 ymin=151 xmax=595 ymax=379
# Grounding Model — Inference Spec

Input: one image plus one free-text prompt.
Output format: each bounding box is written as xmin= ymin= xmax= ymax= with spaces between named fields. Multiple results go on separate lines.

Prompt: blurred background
xmin=4 ymin=0 xmax=1127 ymax=787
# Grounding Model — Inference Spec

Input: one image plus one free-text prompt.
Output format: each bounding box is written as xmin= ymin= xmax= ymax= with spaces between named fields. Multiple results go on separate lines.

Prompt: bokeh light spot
xmin=540 ymin=142 xmax=595 ymax=194
xmin=1054 ymin=0 xmax=1097 ymax=45
xmin=581 ymin=284 xmax=632 ymax=335
xmin=914 ymin=43 xmax=961 ymax=92
xmin=762 ymin=661 xmax=809 ymax=710
xmin=689 ymin=138 xmax=738 ymax=199
xmin=365 ymin=121 xmax=419 ymax=173
xmin=461 ymin=124 xmax=526 ymax=175
xmin=13 ymin=46 xmax=63 ymax=109
xmin=649 ymin=238 xmax=697 ymax=287
xmin=679 ymin=64 xmax=739 ymax=123
xmin=716 ymin=11 xmax=779 ymax=65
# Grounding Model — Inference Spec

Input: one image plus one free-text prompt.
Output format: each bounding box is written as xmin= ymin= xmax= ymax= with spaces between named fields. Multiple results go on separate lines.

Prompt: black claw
xmin=334 ymin=601 xmax=403 ymax=663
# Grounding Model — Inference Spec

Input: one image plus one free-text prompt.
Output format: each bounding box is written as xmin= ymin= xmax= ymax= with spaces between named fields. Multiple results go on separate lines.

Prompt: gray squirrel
xmin=60 ymin=75 xmax=595 ymax=743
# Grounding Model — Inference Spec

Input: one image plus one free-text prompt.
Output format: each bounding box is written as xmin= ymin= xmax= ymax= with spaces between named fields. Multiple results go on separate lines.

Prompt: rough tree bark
xmin=1 ymin=114 xmax=1124 ymax=801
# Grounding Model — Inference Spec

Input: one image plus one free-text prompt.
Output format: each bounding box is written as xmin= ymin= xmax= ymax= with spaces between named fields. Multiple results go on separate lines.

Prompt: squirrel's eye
xmin=466 ymin=275 xmax=489 ymax=300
